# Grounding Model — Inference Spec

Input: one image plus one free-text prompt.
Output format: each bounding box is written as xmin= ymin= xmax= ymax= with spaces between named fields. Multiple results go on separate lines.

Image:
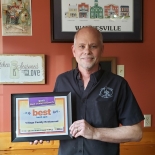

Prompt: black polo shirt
xmin=53 ymin=68 xmax=144 ymax=155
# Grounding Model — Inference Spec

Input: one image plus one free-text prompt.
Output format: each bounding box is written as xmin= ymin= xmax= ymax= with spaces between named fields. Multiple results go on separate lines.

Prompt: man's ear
xmin=71 ymin=45 xmax=76 ymax=57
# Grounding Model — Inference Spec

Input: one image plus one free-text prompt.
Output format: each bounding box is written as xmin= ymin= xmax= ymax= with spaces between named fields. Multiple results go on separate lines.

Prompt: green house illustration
xmin=90 ymin=0 xmax=103 ymax=19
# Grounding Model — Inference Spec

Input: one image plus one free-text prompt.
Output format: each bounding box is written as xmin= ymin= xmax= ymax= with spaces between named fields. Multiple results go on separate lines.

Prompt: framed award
xmin=11 ymin=92 xmax=72 ymax=142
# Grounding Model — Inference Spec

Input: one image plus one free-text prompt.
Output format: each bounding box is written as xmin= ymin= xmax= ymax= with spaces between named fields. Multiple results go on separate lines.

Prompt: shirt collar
xmin=74 ymin=64 xmax=104 ymax=83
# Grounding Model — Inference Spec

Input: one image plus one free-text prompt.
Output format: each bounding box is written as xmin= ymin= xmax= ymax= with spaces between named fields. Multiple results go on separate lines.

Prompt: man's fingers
xmin=34 ymin=140 xmax=39 ymax=144
xmin=29 ymin=140 xmax=38 ymax=145
xmin=30 ymin=140 xmax=50 ymax=145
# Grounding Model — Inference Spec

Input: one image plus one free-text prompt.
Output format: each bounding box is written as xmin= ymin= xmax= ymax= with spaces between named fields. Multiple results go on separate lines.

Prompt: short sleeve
xmin=117 ymin=80 xmax=144 ymax=125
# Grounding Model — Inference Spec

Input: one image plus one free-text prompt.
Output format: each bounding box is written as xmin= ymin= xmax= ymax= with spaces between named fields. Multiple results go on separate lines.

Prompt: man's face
xmin=72 ymin=28 xmax=103 ymax=71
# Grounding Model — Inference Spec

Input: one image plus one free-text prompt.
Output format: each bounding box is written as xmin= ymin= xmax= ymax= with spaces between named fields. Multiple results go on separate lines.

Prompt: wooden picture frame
xmin=72 ymin=57 xmax=117 ymax=74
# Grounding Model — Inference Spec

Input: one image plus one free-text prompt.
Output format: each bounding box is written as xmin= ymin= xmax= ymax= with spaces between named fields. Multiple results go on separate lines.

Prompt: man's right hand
xmin=30 ymin=140 xmax=50 ymax=145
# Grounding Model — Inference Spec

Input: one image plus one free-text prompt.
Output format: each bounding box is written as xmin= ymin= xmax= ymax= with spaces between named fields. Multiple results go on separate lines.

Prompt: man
xmin=31 ymin=26 xmax=144 ymax=155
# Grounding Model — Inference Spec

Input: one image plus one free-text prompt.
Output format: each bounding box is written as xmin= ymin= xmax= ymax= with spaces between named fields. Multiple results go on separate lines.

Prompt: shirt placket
xmin=77 ymin=78 xmax=95 ymax=155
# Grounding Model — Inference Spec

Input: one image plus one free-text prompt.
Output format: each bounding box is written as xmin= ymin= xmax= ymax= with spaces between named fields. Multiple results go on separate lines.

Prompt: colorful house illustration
xmin=66 ymin=4 xmax=78 ymax=18
xmin=90 ymin=0 xmax=103 ymax=19
xmin=104 ymin=4 xmax=119 ymax=18
xmin=78 ymin=3 xmax=89 ymax=18
xmin=120 ymin=6 xmax=129 ymax=17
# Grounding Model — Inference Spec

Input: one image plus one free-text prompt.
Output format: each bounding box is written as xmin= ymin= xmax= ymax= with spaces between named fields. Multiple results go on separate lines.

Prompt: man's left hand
xmin=69 ymin=119 xmax=95 ymax=139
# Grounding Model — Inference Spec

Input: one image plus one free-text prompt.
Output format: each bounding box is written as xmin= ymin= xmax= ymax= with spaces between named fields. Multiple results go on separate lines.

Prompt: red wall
xmin=0 ymin=0 xmax=155 ymax=132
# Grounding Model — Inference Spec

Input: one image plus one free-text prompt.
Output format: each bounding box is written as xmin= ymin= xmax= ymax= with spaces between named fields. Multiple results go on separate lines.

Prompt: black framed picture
xmin=72 ymin=57 xmax=117 ymax=74
xmin=11 ymin=92 xmax=72 ymax=142
xmin=50 ymin=0 xmax=143 ymax=43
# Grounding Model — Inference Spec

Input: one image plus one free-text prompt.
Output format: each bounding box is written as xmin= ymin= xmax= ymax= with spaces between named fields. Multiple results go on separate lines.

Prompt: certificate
xmin=11 ymin=92 xmax=72 ymax=142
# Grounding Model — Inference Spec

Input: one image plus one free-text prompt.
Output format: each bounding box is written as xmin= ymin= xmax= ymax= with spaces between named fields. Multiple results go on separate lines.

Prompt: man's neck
xmin=78 ymin=64 xmax=99 ymax=77
xmin=78 ymin=64 xmax=99 ymax=89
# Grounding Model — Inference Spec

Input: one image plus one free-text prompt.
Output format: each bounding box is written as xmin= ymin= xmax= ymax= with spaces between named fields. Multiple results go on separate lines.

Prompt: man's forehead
xmin=74 ymin=27 xmax=103 ymax=45
xmin=75 ymin=36 xmax=100 ymax=45
xmin=76 ymin=41 xmax=98 ymax=45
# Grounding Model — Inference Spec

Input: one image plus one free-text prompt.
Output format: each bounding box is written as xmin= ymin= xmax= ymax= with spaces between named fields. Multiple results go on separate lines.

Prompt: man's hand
xmin=30 ymin=140 xmax=50 ymax=145
xmin=69 ymin=119 xmax=95 ymax=139
xmin=69 ymin=120 xmax=143 ymax=143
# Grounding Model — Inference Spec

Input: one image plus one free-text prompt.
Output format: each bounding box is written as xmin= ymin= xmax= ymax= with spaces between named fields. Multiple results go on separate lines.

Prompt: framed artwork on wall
xmin=72 ymin=57 xmax=117 ymax=74
xmin=0 ymin=54 xmax=45 ymax=84
xmin=1 ymin=0 xmax=32 ymax=36
xmin=50 ymin=0 xmax=143 ymax=43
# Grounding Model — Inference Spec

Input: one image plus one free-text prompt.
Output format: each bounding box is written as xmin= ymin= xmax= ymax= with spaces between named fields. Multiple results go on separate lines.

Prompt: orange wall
xmin=0 ymin=0 xmax=155 ymax=132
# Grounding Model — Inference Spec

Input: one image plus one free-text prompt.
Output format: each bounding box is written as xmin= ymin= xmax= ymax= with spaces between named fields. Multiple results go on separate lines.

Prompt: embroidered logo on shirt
xmin=99 ymin=86 xmax=113 ymax=98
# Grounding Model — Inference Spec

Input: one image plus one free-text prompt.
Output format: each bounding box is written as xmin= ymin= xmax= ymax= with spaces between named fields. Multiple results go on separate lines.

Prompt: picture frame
xmin=50 ymin=0 xmax=143 ymax=43
xmin=0 ymin=54 xmax=45 ymax=84
xmin=1 ymin=0 xmax=32 ymax=36
xmin=72 ymin=57 xmax=117 ymax=74
xmin=11 ymin=92 xmax=72 ymax=142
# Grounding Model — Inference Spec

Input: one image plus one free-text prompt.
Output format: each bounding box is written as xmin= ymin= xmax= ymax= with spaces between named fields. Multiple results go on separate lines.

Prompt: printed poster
xmin=61 ymin=0 xmax=133 ymax=32
xmin=1 ymin=0 xmax=32 ymax=36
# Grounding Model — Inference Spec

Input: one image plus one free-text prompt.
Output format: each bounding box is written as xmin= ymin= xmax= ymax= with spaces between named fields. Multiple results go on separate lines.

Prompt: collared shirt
xmin=53 ymin=68 xmax=144 ymax=155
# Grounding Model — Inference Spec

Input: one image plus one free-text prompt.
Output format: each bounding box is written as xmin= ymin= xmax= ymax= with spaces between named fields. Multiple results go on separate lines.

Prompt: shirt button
xmin=79 ymin=150 xmax=82 ymax=153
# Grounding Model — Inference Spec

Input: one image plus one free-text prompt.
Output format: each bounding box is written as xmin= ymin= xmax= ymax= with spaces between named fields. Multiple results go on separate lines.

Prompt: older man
xmin=32 ymin=26 xmax=144 ymax=155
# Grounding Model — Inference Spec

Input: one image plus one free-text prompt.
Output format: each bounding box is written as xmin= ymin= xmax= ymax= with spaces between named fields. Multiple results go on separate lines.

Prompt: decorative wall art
xmin=51 ymin=0 xmax=143 ymax=42
xmin=1 ymin=0 xmax=32 ymax=36
xmin=0 ymin=54 xmax=45 ymax=84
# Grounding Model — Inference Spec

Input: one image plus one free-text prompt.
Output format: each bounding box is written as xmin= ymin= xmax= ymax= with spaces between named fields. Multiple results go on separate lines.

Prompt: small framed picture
xmin=1 ymin=0 xmax=32 ymax=36
xmin=11 ymin=92 xmax=72 ymax=142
